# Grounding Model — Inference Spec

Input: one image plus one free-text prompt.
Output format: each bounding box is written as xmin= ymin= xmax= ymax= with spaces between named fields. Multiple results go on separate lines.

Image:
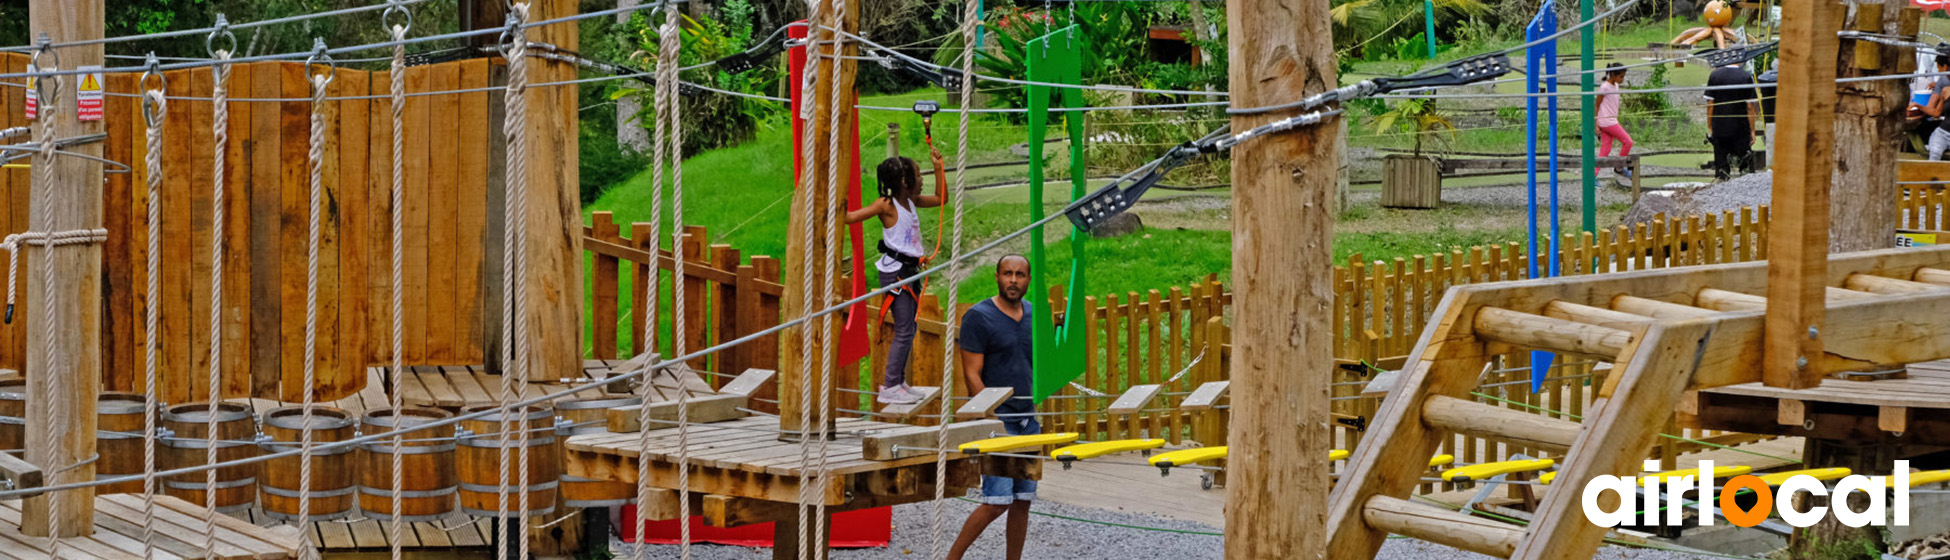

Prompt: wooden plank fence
xmin=0 ymin=54 xmax=541 ymax=404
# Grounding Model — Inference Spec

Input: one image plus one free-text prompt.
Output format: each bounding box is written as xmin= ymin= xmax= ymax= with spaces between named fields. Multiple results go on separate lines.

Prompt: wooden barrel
xmin=358 ymin=407 xmax=457 ymax=522
xmin=457 ymin=405 xmax=559 ymax=517
xmin=160 ymin=402 xmax=259 ymax=512
xmin=555 ymin=396 xmax=638 ymax=507
xmin=258 ymin=406 xmax=358 ymax=521
xmin=0 ymin=377 xmax=25 ymax=457
xmin=96 ymin=392 xmax=152 ymax=494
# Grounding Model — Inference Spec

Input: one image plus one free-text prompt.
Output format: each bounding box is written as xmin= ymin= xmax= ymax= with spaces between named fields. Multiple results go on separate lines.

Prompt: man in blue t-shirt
xmin=945 ymin=254 xmax=1036 ymax=560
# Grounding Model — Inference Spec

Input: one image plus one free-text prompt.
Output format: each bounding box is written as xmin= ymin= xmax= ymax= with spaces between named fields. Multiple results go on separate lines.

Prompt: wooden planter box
xmin=1381 ymin=155 xmax=1441 ymax=209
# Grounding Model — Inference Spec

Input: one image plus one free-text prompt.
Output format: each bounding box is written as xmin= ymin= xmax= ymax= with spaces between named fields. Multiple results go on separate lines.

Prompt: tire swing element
xmin=1024 ymin=25 xmax=1093 ymax=405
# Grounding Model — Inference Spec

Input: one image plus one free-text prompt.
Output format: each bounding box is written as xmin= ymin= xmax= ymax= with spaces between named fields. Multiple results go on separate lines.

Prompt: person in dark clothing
xmin=1915 ymin=55 xmax=1950 ymax=159
xmin=945 ymin=254 xmax=1036 ymax=560
xmin=1704 ymin=64 xmax=1762 ymax=181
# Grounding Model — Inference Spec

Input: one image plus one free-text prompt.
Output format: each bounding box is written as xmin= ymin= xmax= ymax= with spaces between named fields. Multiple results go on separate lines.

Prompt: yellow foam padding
xmin=1329 ymin=449 xmax=1350 ymax=461
xmin=1891 ymin=469 xmax=1950 ymax=489
xmin=1441 ymin=459 xmax=1555 ymax=483
xmin=1149 ymin=446 xmax=1229 ymax=468
xmin=957 ymin=432 xmax=1081 ymax=455
xmin=1640 ymin=465 xmax=1752 ymax=487
xmin=1758 ymin=468 xmax=1852 ymax=487
xmin=1428 ymin=454 xmax=1455 ymax=468
xmin=1540 ymin=471 xmax=1557 ymax=485
xmin=1051 ymin=439 xmax=1166 ymax=462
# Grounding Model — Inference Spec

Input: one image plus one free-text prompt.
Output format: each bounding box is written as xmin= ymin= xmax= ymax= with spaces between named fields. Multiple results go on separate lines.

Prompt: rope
xmin=209 ymin=43 xmax=238 ymax=560
xmin=498 ymin=6 xmax=533 ymax=559
xmin=138 ymin=75 xmax=165 ymax=560
xmin=30 ymin=41 xmax=66 ymax=556
xmin=661 ymin=0 xmax=696 ymax=553
xmin=296 ymin=46 xmax=333 ymax=560
xmin=2 ymin=230 xmax=109 ymax=315
xmin=808 ymin=0 xmax=855 ymax=549
xmin=932 ymin=2 xmax=980 ymax=557
xmin=385 ymin=7 xmax=411 ymax=559
xmin=791 ymin=0 xmax=825 ymax=552
xmin=630 ymin=4 xmax=671 ymax=552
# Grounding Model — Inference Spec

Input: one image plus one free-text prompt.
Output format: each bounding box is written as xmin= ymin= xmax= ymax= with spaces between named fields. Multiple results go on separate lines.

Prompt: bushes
xmin=611 ymin=0 xmax=786 ymax=156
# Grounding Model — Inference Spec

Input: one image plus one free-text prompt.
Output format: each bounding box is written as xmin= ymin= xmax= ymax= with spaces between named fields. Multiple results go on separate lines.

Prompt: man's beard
xmin=999 ymin=286 xmax=1024 ymax=303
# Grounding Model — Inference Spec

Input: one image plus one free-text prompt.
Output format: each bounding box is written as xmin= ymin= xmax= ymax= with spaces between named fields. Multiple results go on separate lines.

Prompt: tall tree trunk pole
xmin=1222 ymin=0 xmax=1335 ymax=557
xmin=1830 ymin=1 xmax=1918 ymax=252
xmin=23 ymin=0 xmax=104 ymax=538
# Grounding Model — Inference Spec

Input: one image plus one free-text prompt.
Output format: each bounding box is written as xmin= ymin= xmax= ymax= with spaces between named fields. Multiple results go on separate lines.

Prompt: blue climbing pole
xmin=1525 ymin=2 xmax=1563 ymax=392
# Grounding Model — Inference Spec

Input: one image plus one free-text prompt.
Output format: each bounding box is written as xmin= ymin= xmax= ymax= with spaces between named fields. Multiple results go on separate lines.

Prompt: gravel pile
xmin=1350 ymin=179 xmax=1641 ymax=209
xmin=607 ymin=497 xmax=1737 ymax=559
xmin=1618 ymin=171 xmax=1773 ymax=227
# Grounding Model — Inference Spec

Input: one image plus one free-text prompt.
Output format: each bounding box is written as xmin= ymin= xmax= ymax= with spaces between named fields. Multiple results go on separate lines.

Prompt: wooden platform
xmin=0 ymin=495 xmax=300 ymax=559
xmin=566 ymin=415 xmax=981 ymax=517
xmin=1691 ymin=360 xmax=1950 ymax=445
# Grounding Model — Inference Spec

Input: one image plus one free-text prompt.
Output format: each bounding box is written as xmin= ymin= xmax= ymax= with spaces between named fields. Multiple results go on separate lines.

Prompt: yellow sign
xmin=79 ymin=73 xmax=99 ymax=92
xmin=1898 ymin=231 xmax=1940 ymax=247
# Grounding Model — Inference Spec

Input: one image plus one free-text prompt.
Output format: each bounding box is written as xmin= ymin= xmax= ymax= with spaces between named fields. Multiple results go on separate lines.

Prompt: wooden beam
xmin=1421 ymin=395 xmax=1581 ymax=455
xmin=1763 ymin=0 xmax=1843 ymax=390
xmin=1472 ymin=307 xmax=1632 ymax=359
xmin=877 ymin=386 xmax=941 ymax=419
xmin=24 ymin=0 xmax=103 ymax=537
xmin=717 ymin=368 xmax=777 ymax=398
xmin=1362 ymin=496 xmax=1521 ymax=558
xmin=1106 ymin=384 xmax=1164 ymax=415
xmin=1915 ymin=267 xmax=1950 ymax=285
xmin=1844 ymin=273 xmax=1946 ymax=295
xmin=1181 ymin=381 xmax=1230 ymax=411
xmin=859 ymin=419 xmax=1001 ymax=461
xmin=1612 ymin=296 xmax=1719 ymax=320
xmin=0 ymin=453 xmax=44 ymax=498
xmin=606 ymin=393 xmax=749 ymax=432
xmin=1223 ymin=0 xmax=1338 ymax=556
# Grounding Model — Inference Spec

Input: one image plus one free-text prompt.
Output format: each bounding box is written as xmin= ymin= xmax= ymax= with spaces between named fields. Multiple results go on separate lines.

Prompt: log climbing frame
xmin=1327 ymin=244 xmax=1950 ymax=560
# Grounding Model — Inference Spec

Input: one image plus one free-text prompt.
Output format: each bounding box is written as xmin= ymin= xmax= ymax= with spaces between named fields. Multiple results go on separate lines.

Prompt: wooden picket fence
xmin=0 ymin=53 xmax=574 ymax=405
xmin=1902 ymin=184 xmax=1950 ymax=231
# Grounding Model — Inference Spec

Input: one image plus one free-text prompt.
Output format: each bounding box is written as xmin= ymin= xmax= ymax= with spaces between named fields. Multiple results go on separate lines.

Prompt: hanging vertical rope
xmin=657 ymin=2 xmax=697 ymax=557
xmin=791 ymin=0 xmax=828 ymax=552
xmin=137 ymin=56 xmax=167 ymax=560
xmin=808 ymin=0 xmax=852 ymax=548
xmin=631 ymin=4 xmax=672 ymax=556
xmin=931 ymin=2 xmax=980 ymax=556
xmin=383 ymin=4 xmax=412 ymax=559
xmin=28 ymin=39 xmax=68 ymax=557
xmin=297 ymin=42 xmax=335 ymax=560
xmin=497 ymin=5 xmax=533 ymax=559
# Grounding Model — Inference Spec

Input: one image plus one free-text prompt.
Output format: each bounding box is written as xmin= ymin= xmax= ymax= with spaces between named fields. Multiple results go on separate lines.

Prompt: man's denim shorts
xmin=979 ymin=416 xmax=1039 ymax=505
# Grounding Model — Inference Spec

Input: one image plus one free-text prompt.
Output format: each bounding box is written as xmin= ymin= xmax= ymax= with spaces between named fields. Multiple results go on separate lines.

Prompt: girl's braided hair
xmin=876 ymin=156 xmax=919 ymax=201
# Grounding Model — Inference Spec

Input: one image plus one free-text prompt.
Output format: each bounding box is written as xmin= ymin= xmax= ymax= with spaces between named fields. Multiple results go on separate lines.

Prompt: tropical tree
xmin=1328 ymin=0 xmax=1491 ymax=59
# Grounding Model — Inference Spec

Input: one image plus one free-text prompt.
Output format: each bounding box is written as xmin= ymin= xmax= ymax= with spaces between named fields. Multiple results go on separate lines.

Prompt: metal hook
xmin=206 ymin=14 xmax=238 ymax=57
xmin=139 ymin=53 xmax=166 ymax=128
xmin=304 ymin=38 xmax=337 ymax=89
xmin=382 ymin=0 xmax=414 ymax=34
xmin=30 ymin=33 xmax=59 ymax=115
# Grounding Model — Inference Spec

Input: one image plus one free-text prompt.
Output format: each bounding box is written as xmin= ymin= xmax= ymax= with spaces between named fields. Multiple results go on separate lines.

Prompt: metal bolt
xmin=1808 ymin=327 xmax=1819 ymax=340
xmin=1796 ymin=356 xmax=1809 ymax=369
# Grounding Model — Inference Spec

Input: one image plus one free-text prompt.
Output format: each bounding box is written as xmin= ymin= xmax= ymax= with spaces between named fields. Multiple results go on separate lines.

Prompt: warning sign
xmin=1899 ymin=231 xmax=1941 ymax=247
xmin=76 ymin=66 xmax=103 ymax=121
xmin=23 ymin=66 xmax=36 ymax=121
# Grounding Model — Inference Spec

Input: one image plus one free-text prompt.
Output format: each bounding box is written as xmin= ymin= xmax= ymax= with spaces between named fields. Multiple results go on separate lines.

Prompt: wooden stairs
xmin=1327 ymin=245 xmax=1950 ymax=560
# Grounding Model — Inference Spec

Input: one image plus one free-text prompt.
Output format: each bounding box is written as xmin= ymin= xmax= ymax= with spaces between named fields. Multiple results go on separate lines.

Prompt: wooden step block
xmin=1472 ymin=307 xmax=1631 ymax=359
xmin=1846 ymin=273 xmax=1948 ymax=295
xmin=1107 ymin=384 xmax=1164 ymax=414
xmin=955 ymin=387 xmax=1015 ymax=421
xmin=716 ymin=368 xmax=777 ymax=398
xmin=1421 ymin=395 xmax=1582 ymax=455
xmin=1181 ymin=381 xmax=1230 ymax=411
xmin=879 ymin=386 xmax=942 ymax=418
xmin=605 ymin=393 xmax=748 ymax=432
xmin=1696 ymin=288 xmax=1767 ymax=311
xmin=1363 ymin=495 xmax=1521 ymax=558
xmin=859 ymin=419 xmax=1003 ymax=460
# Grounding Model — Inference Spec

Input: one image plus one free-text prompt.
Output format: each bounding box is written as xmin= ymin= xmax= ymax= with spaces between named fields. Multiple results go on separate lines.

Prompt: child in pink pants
xmin=1597 ymin=63 xmax=1633 ymax=177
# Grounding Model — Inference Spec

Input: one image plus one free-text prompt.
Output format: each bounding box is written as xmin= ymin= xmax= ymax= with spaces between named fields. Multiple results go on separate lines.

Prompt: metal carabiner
xmin=139 ymin=53 xmax=166 ymax=128
xmin=498 ymin=9 xmax=527 ymax=61
xmin=206 ymin=14 xmax=238 ymax=57
xmin=304 ymin=38 xmax=338 ymax=90
xmin=30 ymin=33 xmax=59 ymax=114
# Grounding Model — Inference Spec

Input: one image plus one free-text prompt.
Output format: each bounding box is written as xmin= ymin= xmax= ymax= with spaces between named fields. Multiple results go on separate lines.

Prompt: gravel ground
xmin=606 ymin=497 xmax=1737 ymax=559
xmin=1351 ymin=178 xmax=1643 ymax=209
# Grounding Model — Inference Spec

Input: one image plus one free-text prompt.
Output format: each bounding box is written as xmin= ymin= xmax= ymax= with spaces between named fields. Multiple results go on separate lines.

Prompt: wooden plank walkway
xmin=1695 ymin=359 xmax=1950 ymax=446
xmin=0 ymin=495 xmax=300 ymax=560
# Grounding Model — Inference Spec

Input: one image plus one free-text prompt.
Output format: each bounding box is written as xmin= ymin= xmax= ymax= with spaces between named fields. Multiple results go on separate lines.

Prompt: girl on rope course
xmin=1597 ymin=62 xmax=1634 ymax=177
xmin=846 ymin=139 xmax=948 ymax=405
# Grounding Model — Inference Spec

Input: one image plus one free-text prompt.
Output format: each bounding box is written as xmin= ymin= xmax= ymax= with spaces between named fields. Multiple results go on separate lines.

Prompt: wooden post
xmin=1763 ymin=0 xmax=1842 ymax=390
xmin=23 ymin=0 xmax=103 ymax=538
xmin=1830 ymin=1 xmax=1918 ymax=252
xmin=474 ymin=0 xmax=582 ymax=381
xmin=886 ymin=122 xmax=899 ymax=159
xmin=780 ymin=0 xmax=861 ymax=437
xmin=1224 ymin=0 xmax=1334 ymax=556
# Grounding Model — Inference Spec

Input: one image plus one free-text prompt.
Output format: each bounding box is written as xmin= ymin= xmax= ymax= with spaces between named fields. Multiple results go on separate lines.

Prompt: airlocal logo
xmin=1581 ymin=460 xmax=1912 ymax=529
